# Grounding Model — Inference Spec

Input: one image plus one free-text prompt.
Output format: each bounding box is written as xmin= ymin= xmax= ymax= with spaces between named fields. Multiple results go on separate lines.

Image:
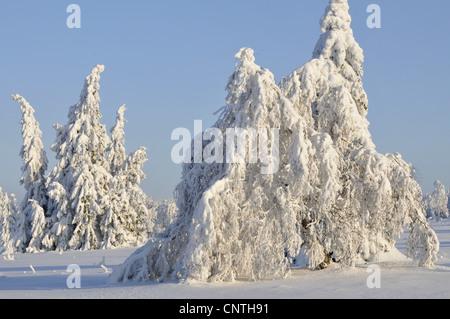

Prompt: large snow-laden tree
xmin=448 ymin=190 xmax=450 ymax=213
xmin=23 ymin=200 xmax=46 ymax=253
xmin=280 ymin=0 xmax=438 ymax=267
xmin=109 ymin=47 xmax=341 ymax=283
xmin=11 ymin=95 xmax=49 ymax=252
xmin=44 ymin=65 xmax=112 ymax=251
xmin=107 ymin=105 xmax=128 ymax=176
xmin=7 ymin=67 xmax=156 ymax=253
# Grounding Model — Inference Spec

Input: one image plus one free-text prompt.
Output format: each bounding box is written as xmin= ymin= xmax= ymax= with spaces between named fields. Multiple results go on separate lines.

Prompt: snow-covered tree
xmin=0 ymin=188 xmax=18 ymax=255
xmin=24 ymin=200 xmax=46 ymax=253
xmin=108 ymin=105 xmax=127 ymax=176
xmin=44 ymin=65 xmax=112 ymax=251
xmin=280 ymin=0 xmax=439 ymax=268
xmin=101 ymin=181 xmax=129 ymax=249
xmin=150 ymin=199 xmax=179 ymax=236
xmin=12 ymin=94 xmax=48 ymax=208
xmin=102 ymin=147 xmax=150 ymax=249
xmin=120 ymin=147 xmax=151 ymax=239
xmin=11 ymin=94 xmax=49 ymax=252
xmin=448 ymin=190 xmax=450 ymax=212
xmin=425 ymin=181 xmax=449 ymax=220
xmin=112 ymin=0 xmax=439 ymax=282
xmin=101 ymin=104 xmax=152 ymax=249
xmin=110 ymin=47 xmax=338 ymax=283
xmin=4 ymin=65 xmax=157 ymax=253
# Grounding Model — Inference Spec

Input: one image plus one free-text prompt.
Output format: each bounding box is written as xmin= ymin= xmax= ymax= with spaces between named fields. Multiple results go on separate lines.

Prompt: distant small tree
xmin=108 ymin=105 xmax=127 ymax=176
xmin=280 ymin=0 xmax=439 ymax=268
xmin=45 ymin=65 xmax=112 ymax=251
xmin=426 ymin=181 xmax=449 ymax=220
xmin=0 ymin=188 xmax=18 ymax=255
xmin=25 ymin=200 xmax=46 ymax=253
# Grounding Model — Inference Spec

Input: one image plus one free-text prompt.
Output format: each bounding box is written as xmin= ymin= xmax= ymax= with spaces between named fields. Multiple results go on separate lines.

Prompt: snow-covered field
xmin=1 ymin=220 xmax=449 ymax=299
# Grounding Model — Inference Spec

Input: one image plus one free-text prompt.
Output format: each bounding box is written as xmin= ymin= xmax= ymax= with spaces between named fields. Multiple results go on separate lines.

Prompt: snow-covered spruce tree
xmin=102 ymin=146 xmax=151 ymax=249
xmin=23 ymin=200 xmax=46 ymax=253
xmin=101 ymin=105 xmax=129 ymax=249
xmin=0 ymin=188 xmax=18 ymax=255
xmin=44 ymin=65 xmax=112 ymax=251
xmin=150 ymin=199 xmax=179 ymax=236
xmin=12 ymin=95 xmax=49 ymax=208
xmin=448 ymin=190 xmax=450 ymax=212
xmin=11 ymin=95 xmax=49 ymax=252
xmin=111 ymin=0 xmax=438 ymax=283
xmin=101 ymin=105 xmax=152 ymax=249
xmin=108 ymin=105 xmax=128 ymax=176
xmin=425 ymin=181 xmax=449 ymax=220
xmin=280 ymin=0 xmax=438 ymax=267
xmin=110 ymin=48 xmax=341 ymax=283
xmin=120 ymin=147 xmax=152 ymax=240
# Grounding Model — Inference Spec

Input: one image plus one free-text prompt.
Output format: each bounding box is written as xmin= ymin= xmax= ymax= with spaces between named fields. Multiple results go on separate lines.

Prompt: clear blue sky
xmin=0 ymin=0 xmax=449 ymax=200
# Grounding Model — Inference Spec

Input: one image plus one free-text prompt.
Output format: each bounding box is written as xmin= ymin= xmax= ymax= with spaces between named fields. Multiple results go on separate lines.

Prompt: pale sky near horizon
xmin=0 ymin=0 xmax=449 ymax=200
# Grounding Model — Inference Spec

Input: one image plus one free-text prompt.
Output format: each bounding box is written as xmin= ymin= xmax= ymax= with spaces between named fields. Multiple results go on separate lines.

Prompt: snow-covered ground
xmin=1 ymin=220 xmax=449 ymax=299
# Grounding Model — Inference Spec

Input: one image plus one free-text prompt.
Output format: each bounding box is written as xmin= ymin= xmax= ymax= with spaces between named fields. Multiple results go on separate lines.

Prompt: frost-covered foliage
xmin=149 ymin=199 xmax=178 ymax=236
xmin=425 ymin=181 xmax=449 ymax=221
xmin=102 ymin=146 xmax=152 ymax=249
xmin=2 ymin=65 xmax=160 ymax=254
xmin=110 ymin=47 xmax=309 ymax=282
xmin=279 ymin=0 xmax=438 ymax=268
xmin=0 ymin=188 xmax=18 ymax=255
xmin=448 ymin=190 xmax=450 ymax=212
xmin=10 ymin=95 xmax=49 ymax=252
xmin=108 ymin=105 xmax=128 ymax=176
xmin=111 ymin=0 xmax=439 ymax=284
xmin=24 ymin=200 xmax=46 ymax=253
xmin=12 ymin=95 xmax=48 ymax=208
xmin=43 ymin=65 xmax=113 ymax=251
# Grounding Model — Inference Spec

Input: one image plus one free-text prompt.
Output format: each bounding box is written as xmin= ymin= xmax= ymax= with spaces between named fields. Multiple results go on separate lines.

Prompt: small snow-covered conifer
xmin=12 ymin=94 xmax=48 ymax=209
xmin=108 ymin=105 xmax=128 ymax=176
xmin=0 ymin=188 xmax=18 ymax=255
xmin=108 ymin=0 xmax=439 ymax=282
xmin=24 ymin=200 xmax=46 ymax=253
xmin=101 ymin=104 xmax=151 ymax=249
xmin=426 ymin=181 xmax=449 ymax=220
